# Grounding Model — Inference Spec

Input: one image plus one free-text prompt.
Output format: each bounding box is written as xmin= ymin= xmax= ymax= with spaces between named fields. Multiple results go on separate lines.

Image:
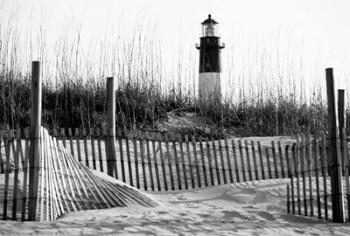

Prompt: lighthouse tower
xmin=196 ymin=14 xmax=224 ymax=100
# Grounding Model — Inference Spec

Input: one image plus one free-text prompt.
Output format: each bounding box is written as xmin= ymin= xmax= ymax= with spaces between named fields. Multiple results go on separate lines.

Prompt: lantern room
xmin=201 ymin=14 xmax=218 ymax=37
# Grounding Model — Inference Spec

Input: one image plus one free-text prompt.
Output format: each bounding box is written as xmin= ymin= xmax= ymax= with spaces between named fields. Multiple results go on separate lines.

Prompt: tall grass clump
xmin=191 ymin=91 xmax=329 ymax=137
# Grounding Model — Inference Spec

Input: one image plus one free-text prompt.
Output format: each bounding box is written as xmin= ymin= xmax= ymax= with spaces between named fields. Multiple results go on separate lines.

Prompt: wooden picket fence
xmin=43 ymin=127 xmax=295 ymax=191
xmin=1 ymin=127 xmax=296 ymax=193
xmin=286 ymin=132 xmax=350 ymax=222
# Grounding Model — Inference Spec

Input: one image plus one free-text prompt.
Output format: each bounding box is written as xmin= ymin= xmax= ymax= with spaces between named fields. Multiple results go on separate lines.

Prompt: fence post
xmin=326 ymin=68 xmax=344 ymax=223
xmin=106 ymin=77 xmax=117 ymax=178
xmin=28 ymin=61 xmax=41 ymax=221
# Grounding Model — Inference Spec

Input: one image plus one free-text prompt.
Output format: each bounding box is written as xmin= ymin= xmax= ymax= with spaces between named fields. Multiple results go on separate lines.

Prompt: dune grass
xmin=0 ymin=73 xmax=337 ymax=138
xmin=0 ymin=12 xmax=347 ymax=138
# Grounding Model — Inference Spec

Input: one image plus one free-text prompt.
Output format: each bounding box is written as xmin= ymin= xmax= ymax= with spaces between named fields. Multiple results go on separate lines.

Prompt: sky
xmin=1 ymin=0 xmax=350 ymax=98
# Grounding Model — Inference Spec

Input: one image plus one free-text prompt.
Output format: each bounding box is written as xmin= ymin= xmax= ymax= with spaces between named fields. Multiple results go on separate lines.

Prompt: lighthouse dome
xmin=201 ymin=14 xmax=218 ymax=25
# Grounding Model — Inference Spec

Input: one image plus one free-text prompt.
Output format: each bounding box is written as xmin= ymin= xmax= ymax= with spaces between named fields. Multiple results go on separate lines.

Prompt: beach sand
xmin=1 ymin=178 xmax=349 ymax=235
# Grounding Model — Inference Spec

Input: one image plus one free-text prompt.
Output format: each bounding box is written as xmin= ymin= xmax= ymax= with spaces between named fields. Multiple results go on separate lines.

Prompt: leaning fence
xmin=0 ymin=127 xmax=157 ymax=221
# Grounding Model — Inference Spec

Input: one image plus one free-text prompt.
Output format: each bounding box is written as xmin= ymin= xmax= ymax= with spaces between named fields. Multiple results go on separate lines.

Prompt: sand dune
xmin=1 ymin=178 xmax=349 ymax=235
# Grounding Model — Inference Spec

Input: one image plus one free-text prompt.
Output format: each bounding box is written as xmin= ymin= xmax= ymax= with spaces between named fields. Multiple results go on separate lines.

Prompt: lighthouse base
xmin=198 ymin=72 xmax=221 ymax=100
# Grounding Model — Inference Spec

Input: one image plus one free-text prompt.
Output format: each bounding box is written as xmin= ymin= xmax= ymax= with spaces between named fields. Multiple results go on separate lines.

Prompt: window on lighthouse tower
xmin=205 ymin=24 xmax=215 ymax=37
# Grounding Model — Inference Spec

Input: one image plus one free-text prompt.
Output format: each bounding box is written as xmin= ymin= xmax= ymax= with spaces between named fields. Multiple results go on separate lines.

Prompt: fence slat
xmin=47 ymin=137 xmax=57 ymax=220
xmin=320 ymin=136 xmax=328 ymax=220
xmin=265 ymin=148 xmax=272 ymax=179
xmin=289 ymin=145 xmax=295 ymax=214
xmin=271 ymin=141 xmax=279 ymax=179
xmin=3 ymin=137 xmax=11 ymax=220
xmin=238 ymin=140 xmax=246 ymax=182
xmin=117 ymin=128 xmax=126 ymax=183
xmin=0 ymin=135 xmax=4 ymax=173
xmin=292 ymin=142 xmax=301 ymax=215
xmin=212 ymin=137 xmax=221 ymax=185
xmin=96 ymin=128 xmax=104 ymax=173
xmin=103 ymin=127 xmax=109 ymax=176
xmin=287 ymin=185 xmax=290 ymax=214
xmin=313 ymin=138 xmax=321 ymax=219
xmin=47 ymin=138 xmax=63 ymax=219
xmin=192 ymin=136 xmax=201 ymax=188
xmin=185 ymin=135 xmax=195 ymax=189
xmin=125 ymin=131 xmax=133 ymax=187
xmin=179 ymin=135 xmax=188 ymax=189
xmin=83 ymin=130 xmax=90 ymax=167
xmin=43 ymin=132 xmax=50 ymax=221
xmin=300 ymin=135 xmax=308 ymax=216
xmin=145 ymin=134 xmax=155 ymax=191
xmin=278 ymin=141 xmax=285 ymax=178
xmin=172 ymin=136 xmax=181 ymax=190
xmin=68 ymin=128 xmax=74 ymax=158
xmin=151 ymin=138 xmax=161 ymax=191
xmin=251 ymin=141 xmax=258 ymax=180
xmin=140 ymin=138 xmax=148 ymax=191
xmin=89 ymin=128 xmax=97 ymax=170
xmin=199 ymin=139 xmax=208 ymax=187
xmin=206 ymin=139 xmax=215 ymax=186
xmin=12 ymin=129 xmax=21 ymax=220
xmin=218 ymin=139 xmax=227 ymax=184
xmin=244 ymin=140 xmax=252 ymax=181
xmin=39 ymin=130 xmax=46 ymax=221
xmin=158 ymin=135 xmax=168 ymax=191
xmin=285 ymin=143 xmax=291 ymax=178
xmin=232 ymin=140 xmax=240 ymax=182
xmin=133 ymin=138 xmax=140 ymax=189
xmin=224 ymin=138 xmax=233 ymax=183
xmin=82 ymin=129 xmax=89 ymax=168
xmin=306 ymin=134 xmax=314 ymax=217
xmin=21 ymin=128 xmax=30 ymax=220
xmin=165 ymin=134 xmax=175 ymax=190
xmin=75 ymin=128 xmax=82 ymax=164
xmin=257 ymin=141 xmax=265 ymax=180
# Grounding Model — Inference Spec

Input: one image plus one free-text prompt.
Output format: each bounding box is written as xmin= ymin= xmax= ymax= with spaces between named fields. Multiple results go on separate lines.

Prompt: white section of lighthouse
xmin=196 ymin=14 xmax=225 ymax=100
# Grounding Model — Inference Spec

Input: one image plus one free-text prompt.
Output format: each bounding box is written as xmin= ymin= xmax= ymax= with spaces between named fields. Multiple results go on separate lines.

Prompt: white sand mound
xmin=1 ymin=179 xmax=349 ymax=235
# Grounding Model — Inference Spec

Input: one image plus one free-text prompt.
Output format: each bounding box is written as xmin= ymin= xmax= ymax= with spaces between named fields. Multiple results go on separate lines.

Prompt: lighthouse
xmin=196 ymin=14 xmax=224 ymax=100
